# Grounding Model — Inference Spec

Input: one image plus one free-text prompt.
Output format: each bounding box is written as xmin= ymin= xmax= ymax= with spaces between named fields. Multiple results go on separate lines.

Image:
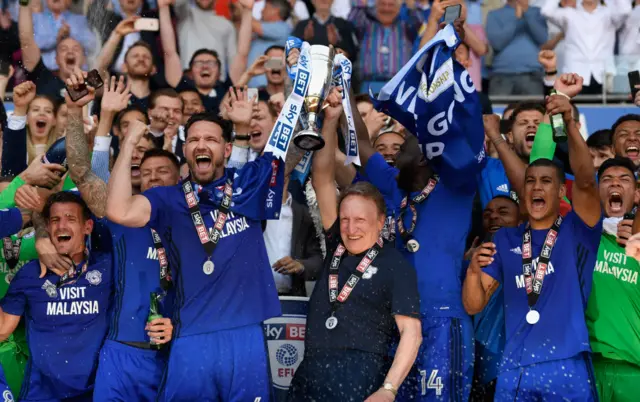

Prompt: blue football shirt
xmin=106 ymin=222 xmax=173 ymax=343
xmin=477 ymin=157 xmax=511 ymax=209
xmin=365 ymin=152 xmax=476 ymax=319
xmin=483 ymin=210 xmax=602 ymax=372
xmin=143 ymin=155 xmax=281 ymax=338
xmin=0 ymin=253 xmax=112 ymax=400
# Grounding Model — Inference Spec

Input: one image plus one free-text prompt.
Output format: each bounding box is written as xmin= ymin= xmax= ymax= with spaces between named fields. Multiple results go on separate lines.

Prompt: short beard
xmin=127 ymin=70 xmax=152 ymax=80
xmin=186 ymin=156 xmax=225 ymax=185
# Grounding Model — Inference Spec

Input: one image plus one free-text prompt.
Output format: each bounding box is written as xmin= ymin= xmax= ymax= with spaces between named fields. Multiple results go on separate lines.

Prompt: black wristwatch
xmin=19 ymin=0 xmax=30 ymax=6
xmin=233 ymin=132 xmax=250 ymax=141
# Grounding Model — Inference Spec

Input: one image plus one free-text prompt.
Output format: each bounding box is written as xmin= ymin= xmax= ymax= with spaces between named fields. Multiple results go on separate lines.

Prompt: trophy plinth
xmin=293 ymin=129 xmax=326 ymax=151
xmin=293 ymin=45 xmax=335 ymax=151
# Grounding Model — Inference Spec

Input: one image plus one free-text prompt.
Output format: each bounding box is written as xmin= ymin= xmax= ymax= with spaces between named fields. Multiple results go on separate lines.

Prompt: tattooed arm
xmin=65 ymin=87 xmax=108 ymax=218
xmin=32 ymin=212 xmax=48 ymax=240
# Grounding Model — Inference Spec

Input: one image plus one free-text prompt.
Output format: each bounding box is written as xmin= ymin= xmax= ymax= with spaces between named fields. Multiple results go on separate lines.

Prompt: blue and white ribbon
xmin=333 ymin=55 xmax=359 ymax=166
xmin=291 ymin=150 xmax=313 ymax=184
xmin=264 ymin=42 xmax=312 ymax=160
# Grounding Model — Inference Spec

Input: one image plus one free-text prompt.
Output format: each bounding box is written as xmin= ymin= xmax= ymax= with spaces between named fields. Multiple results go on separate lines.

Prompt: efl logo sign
xmin=268 ymin=122 xmax=294 ymax=154
xmin=264 ymin=306 xmax=307 ymax=393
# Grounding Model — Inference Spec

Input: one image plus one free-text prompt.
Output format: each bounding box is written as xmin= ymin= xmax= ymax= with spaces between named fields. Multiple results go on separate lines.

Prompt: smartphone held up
xmin=65 ymin=69 xmax=104 ymax=102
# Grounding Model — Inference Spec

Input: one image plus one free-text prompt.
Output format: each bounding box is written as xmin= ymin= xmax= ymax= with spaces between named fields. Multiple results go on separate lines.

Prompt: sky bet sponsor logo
xmin=268 ymin=121 xmax=294 ymax=154
xmin=294 ymin=70 xmax=309 ymax=97
xmin=515 ymin=259 xmax=555 ymax=288
xmin=264 ymin=323 xmax=305 ymax=341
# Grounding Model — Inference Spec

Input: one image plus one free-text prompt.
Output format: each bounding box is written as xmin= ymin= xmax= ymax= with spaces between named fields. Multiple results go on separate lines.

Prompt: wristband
xmin=491 ymin=137 xmax=506 ymax=148
xmin=19 ymin=0 xmax=29 ymax=6
xmin=545 ymin=70 xmax=557 ymax=76
xmin=233 ymin=133 xmax=250 ymax=141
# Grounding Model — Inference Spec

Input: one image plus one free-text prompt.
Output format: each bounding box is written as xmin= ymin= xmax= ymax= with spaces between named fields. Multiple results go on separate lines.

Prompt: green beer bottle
xmin=147 ymin=292 xmax=163 ymax=350
xmin=549 ymin=90 xmax=568 ymax=143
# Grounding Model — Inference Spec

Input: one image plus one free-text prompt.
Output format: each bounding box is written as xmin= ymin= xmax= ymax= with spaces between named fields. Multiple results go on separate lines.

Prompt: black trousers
xmin=287 ymin=348 xmax=388 ymax=402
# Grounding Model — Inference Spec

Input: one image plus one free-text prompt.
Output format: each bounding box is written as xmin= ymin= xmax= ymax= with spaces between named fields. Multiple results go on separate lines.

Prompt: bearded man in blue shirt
xmin=106 ymin=88 xmax=287 ymax=400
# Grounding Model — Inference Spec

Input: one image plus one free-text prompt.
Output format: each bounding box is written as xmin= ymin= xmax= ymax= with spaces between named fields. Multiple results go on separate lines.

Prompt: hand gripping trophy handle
xmin=293 ymin=45 xmax=336 ymax=151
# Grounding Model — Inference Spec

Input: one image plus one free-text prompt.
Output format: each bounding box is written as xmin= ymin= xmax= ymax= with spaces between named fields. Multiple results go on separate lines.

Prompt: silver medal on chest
xmin=203 ymin=260 xmax=215 ymax=275
xmin=526 ymin=309 xmax=540 ymax=325
xmin=325 ymin=316 xmax=338 ymax=330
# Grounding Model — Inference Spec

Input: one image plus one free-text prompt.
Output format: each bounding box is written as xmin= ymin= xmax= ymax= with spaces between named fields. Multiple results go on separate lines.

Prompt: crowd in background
xmin=0 ymin=0 xmax=638 ymax=400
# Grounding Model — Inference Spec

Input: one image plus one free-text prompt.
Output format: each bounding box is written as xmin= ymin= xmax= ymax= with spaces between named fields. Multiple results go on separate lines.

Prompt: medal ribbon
xmin=2 ymin=237 xmax=22 ymax=270
xmin=182 ymin=177 xmax=234 ymax=259
xmin=396 ymin=175 xmax=439 ymax=244
xmin=328 ymin=237 xmax=383 ymax=315
xmin=150 ymin=228 xmax=171 ymax=291
xmin=522 ymin=215 xmax=563 ymax=308
xmin=57 ymin=258 xmax=89 ymax=288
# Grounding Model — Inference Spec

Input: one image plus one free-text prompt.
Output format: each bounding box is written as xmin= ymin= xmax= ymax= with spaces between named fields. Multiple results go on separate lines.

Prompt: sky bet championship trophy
xmin=292 ymin=45 xmax=336 ymax=151
xmin=262 ymin=37 xmax=361 ymax=186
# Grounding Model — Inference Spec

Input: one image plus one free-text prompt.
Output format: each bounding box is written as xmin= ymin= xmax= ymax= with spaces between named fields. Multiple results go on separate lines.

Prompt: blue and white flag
xmin=371 ymin=24 xmax=486 ymax=187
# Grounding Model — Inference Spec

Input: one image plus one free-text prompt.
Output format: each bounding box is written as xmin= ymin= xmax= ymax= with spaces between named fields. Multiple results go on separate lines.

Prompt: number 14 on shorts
xmin=419 ymin=369 xmax=443 ymax=396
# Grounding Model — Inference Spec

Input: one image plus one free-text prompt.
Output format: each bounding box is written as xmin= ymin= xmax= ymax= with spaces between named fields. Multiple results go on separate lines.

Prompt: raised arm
xmin=311 ymin=89 xmax=343 ymax=230
xmin=334 ymin=148 xmax=357 ymax=189
xmin=94 ymin=17 xmax=139 ymax=74
xmin=106 ymin=119 xmax=153 ymax=227
xmin=522 ymin=4 xmax=548 ymax=46
xmin=418 ymin=0 xmax=456 ymax=49
xmin=546 ymin=74 xmax=600 ymax=227
xmin=483 ymin=114 xmax=527 ymax=204
xmin=63 ymin=69 xmax=109 ymax=218
xmin=18 ymin=4 xmax=41 ymax=72
xmin=228 ymin=0 xmax=255 ymax=84
xmin=463 ymin=24 xmax=488 ymax=57
xmin=159 ymin=0 xmax=182 ymax=88
xmin=486 ymin=9 xmax=520 ymax=52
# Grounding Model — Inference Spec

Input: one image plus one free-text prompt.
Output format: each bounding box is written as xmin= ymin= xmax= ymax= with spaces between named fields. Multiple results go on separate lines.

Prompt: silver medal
xmin=325 ymin=316 xmax=338 ymax=330
xmin=203 ymin=260 xmax=215 ymax=275
xmin=406 ymin=239 xmax=420 ymax=253
xmin=526 ymin=309 xmax=540 ymax=325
